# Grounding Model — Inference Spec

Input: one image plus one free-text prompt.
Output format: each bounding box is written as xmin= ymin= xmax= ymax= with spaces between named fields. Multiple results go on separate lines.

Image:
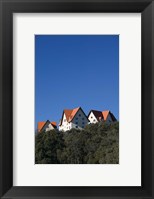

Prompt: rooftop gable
xmin=102 ymin=110 xmax=110 ymax=120
xmin=109 ymin=112 xmax=117 ymax=121
xmin=38 ymin=120 xmax=57 ymax=132
xmin=62 ymin=107 xmax=80 ymax=123
xmin=88 ymin=110 xmax=103 ymax=121
xmin=38 ymin=121 xmax=46 ymax=132
xmin=102 ymin=110 xmax=117 ymax=121
xmin=51 ymin=121 xmax=57 ymax=128
xmin=68 ymin=107 xmax=80 ymax=122
xmin=59 ymin=107 xmax=89 ymax=126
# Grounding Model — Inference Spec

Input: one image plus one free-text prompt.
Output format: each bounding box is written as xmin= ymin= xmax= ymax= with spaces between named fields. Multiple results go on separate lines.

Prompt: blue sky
xmin=35 ymin=35 xmax=119 ymax=127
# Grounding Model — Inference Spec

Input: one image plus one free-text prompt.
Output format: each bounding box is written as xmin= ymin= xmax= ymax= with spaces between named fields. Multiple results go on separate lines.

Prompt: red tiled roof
xmin=102 ymin=110 xmax=110 ymax=120
xmin=38 ymin=121 xmax=46 ymax=132
xmin=102 ymin=111 xmax=110 ymax=120
xmin=51 ymin=121 xmax=57 ymax=127
xmin=59 ymin=107 xmax=82 ymax=125
xmin=38 ymin=120 xmax=57 ymax=132
xmin=89 ymin=110 xmax=116 ymax=121
xmin=51 ymin=122 xmax=57 ymax=127
xmin=63 ymin=109 xmax=73 ymax=121
xmin=64 ymin=107 xmax=80 ymax=122
xmin=69 ymin=107 xmax=80 ymax=122
xmin=102 ymin=111 xmax=117 ymax=121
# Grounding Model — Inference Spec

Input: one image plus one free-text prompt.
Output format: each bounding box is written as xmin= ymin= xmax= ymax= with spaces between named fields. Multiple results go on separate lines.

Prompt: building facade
xmin=59 ymin=107 xmax=89 ymax=132
xmin=37 ymin=120 xmax=57 ymax=133
xmin=88 ymin=110 xmax=117 ymax=124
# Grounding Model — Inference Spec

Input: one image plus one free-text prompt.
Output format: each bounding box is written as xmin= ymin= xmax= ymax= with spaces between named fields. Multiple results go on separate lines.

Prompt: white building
xmin=88 ymin=110 xmax=117 ymax=124
xmin=37 ymin=120 xmax=57 ymax=133
xmin=59 ymin=107 xmax=89 ymax=132
xmin=88 ymin=110 xmax=103 ymax=124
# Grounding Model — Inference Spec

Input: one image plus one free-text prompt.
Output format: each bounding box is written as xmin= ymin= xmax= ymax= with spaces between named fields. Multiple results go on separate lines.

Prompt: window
xmin=82 ymin=118 xmax=84 ymax=120
xmin=76 ymin=117 xmax=78 ymax=120
xmin=93 ymin=119 xmax=96 ymax=122
xmin=79 ymin=114 xmax=81 ymax=117
xmin=76 ymin=122 xmax=78 ymax=124
xmin=64 ymin=119 xmax=66 ymax=122
xmin=76 ymin=126 xmax=78 ymax=128
xmin=82 ymin=122 xmax=84 ymax=125
xmin=82 ymin=126 xmax=84 ymax=128
xmin=91 ymin=116 xmax=93 ymax=119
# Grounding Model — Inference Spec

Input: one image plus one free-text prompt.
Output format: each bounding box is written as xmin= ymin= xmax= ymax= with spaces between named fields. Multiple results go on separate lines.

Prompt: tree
xmin=35 ymin=122 xmax=119 ymax=164
xmin=35 ymin=130 xmax=64 ymax=164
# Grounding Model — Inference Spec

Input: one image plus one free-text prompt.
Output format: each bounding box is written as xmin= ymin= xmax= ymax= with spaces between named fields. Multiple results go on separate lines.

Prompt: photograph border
xmin=0 ymin=0 xmax=154 ymax=198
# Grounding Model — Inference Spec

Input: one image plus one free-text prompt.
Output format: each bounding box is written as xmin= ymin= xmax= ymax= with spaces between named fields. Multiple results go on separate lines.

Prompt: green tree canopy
xmin=35 ymin=122 xmax=119 ymax=164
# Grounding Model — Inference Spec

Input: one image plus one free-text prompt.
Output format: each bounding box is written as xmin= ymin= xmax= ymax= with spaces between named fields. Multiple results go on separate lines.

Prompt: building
xmin=88 ymin=110 xmax=117 ymax=124
xmin=59 ymin=107 xmax=89 ymax=132
xmin=87 ymin=110 xmax=103 ymax=124
xmin=37 ymin=120 xmax=57 ymax=133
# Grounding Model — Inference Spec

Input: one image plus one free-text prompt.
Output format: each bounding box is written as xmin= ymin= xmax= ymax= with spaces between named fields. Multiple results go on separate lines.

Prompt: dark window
xmin=76 ymin=117 xmax=78 ymax=120
xmin=79 ymin=114 xmax=81 ymax=117
xmin=82 ymin=118 xmax=84 ymax=120
xmin=91 ymin=116 xmax=93 ymax=119
xmin=76 ymin=126 xmax=78 ymax=128
xmin=82 ymin=126 xmax=84 ymax=128
xmin=76 ymin=122 xmax=78 ymax=124
xmin=82 ymin=122 xmax=84 ymax=125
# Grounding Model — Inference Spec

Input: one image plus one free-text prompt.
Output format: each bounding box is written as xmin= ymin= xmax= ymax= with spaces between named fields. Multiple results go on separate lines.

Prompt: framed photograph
xmin=0 ymin=0 xmax=154 ymax=198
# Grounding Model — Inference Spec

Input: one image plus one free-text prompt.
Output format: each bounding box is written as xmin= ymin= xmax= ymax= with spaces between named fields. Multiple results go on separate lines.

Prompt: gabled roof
xmin=51 ymin=121 xmax=57 ymax=128
xmin=37 ymin=120 xmax=57 ymax=132
xmin=59 ymin=107 xmax=89 ymax=126
xmin=38 ymin=121 xmax=46 ymax=132
xmin=63 ymin=109 xmax=75 ymax=122
xmin=102 ymin=110 xmax=110 ymax=120
xmin=88 ymin=110 xmax=103 ymax=121
xmin=102 ymin=110 xmax=117 ymax=121
xmin=68 ymin=107 xmax=80 ymax=122
xmin=88 ymin=109 xmax=117 ymax=122
xmin=109 ymin=112 xmax=117 ymax=122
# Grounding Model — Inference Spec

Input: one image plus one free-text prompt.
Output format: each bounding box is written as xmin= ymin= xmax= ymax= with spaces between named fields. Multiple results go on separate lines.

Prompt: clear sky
xmin=35 ymin=35 xmax=119 ymax=127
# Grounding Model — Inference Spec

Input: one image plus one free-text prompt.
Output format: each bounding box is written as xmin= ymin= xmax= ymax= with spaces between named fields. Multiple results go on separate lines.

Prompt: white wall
xmin=59 ymin=109 xmax=89 ymax=131
xmin=59 ymin=113 xmax=70 ymax=131
xmin=88 ymin=112 xmax=98 ymax=124
xmin=41 ymin=121 xmax=55 ymax=132
xmin=88 ymin=112 xmax=115 ymax=124
xmin=45 ymin=123 xmax=55 ymax=132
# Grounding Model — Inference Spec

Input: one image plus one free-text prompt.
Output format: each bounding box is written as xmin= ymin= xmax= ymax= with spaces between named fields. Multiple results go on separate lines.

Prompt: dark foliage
xmin=35 ymin=122 xmax=119 ymax=164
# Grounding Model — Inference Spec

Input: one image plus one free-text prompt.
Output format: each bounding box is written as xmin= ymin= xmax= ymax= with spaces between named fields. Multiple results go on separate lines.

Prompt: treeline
xmin=35 ymin=122 xmax=119 ymax=164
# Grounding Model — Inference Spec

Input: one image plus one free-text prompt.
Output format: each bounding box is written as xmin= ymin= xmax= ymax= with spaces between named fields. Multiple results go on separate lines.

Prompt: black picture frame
xmin=0 ymin=0 xmax=154 ymax=198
